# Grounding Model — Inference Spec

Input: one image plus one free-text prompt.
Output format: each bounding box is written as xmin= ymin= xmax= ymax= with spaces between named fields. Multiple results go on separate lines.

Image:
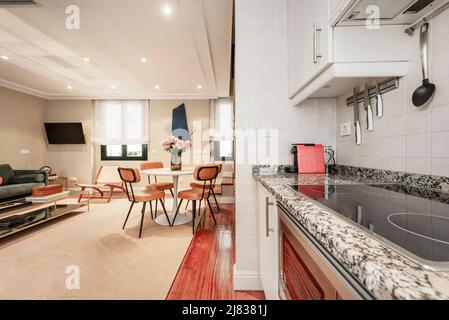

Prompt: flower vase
xmin=170 ymin=151 xmax=182 ymax=171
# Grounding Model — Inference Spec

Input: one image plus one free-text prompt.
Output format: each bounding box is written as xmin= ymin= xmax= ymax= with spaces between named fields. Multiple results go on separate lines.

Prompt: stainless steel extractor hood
xmin=335 ymin=0 xmax=449 ymax=26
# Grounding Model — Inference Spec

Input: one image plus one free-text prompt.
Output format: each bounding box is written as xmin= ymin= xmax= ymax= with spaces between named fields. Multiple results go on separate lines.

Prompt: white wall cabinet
xmin=288 ymin=0 xmax=411 ymax=106
xmin=288 ymin=0 xmax=331 ymax=97
xmin=257 ymin=183 xmax=279 ymax=300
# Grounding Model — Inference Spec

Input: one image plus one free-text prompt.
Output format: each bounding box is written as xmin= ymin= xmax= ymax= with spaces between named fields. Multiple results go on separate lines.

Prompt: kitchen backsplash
xmin=336 ymin=8 xmax=449 ymax=178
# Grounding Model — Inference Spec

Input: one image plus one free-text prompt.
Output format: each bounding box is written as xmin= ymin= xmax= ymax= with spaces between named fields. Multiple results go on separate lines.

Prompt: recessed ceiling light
xmin=155 ymin=85 xmax=160 ymax=90
xmin=197 ymin=84 xmax=203 ymax=90
xmin=67 ymin=85 xmax=73 ymax=90
xmin=83 ymin=57 xmax=90 ymax=62
xmin=1 ymin=55 xmax=9 ymax=60
xmin=162 ymin=5 xmax=172 ymax=15
xmin=140 ymin=57 xmax=147 ymax=63
xmin=110 ymin=85 xmax=116 ymax=89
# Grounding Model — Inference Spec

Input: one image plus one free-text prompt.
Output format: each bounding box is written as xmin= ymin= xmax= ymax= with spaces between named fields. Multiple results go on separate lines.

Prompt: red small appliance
xmin=296 ymin=144 xmax=325 ymax=174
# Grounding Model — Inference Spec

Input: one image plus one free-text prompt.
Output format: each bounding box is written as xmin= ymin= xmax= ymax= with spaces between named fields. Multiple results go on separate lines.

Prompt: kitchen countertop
xmin=253 ymin=167 xmax=449 ymax=300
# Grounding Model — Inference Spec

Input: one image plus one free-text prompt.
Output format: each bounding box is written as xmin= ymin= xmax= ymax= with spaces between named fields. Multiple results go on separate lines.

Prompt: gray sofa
xmin=0 ymin=164 xmax=48 ymax=202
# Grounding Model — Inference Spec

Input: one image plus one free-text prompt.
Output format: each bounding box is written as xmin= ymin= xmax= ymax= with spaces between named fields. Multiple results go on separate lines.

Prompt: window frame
xmin=100 ymin=144 xmax=148 ymax=161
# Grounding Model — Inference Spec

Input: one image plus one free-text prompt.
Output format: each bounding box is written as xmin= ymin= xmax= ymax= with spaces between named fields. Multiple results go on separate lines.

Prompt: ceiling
xmin=0 ymin=0 xmax=233 ymax=100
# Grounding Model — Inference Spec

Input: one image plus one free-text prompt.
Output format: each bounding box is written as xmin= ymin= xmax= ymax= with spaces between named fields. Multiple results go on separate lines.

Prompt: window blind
xmin=93 ymin=100 xmax=149 ymax=145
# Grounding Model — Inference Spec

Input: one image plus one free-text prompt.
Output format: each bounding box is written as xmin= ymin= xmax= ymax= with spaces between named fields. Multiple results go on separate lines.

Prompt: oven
xmin=278 ymin=204 xmax=372 ymax=300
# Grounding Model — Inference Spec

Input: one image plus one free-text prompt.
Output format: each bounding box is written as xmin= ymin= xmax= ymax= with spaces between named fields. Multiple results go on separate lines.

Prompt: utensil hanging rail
xmin=346 ymin=77 xmax=400 ymax=107
xmin=405 ymin=1 xmax=449 ymax=36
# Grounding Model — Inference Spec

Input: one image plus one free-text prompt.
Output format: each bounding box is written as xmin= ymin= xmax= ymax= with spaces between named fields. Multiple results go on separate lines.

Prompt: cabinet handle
xmin=265 ymin=197 xmax=274 ymax=237
xmin=280 ymin=272 xmax=287 ymax=290
xmin=313 ymin=22 xmax=322 ymax=64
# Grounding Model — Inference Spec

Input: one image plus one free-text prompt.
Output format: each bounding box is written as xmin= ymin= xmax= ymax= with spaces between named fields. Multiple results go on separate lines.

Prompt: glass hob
xmin=289 ymin=184 xmax=449 ymax=268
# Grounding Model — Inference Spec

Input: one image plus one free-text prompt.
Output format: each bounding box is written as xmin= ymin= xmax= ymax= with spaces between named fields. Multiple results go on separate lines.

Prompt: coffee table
xmin=0 ymin=191 xmax=89 ymax=239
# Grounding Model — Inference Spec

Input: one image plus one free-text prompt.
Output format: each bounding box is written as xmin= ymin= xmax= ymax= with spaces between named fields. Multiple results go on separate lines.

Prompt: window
xmin=213 ymin=140 xmax=234 ymax=161
xmin=210 ymin=98 xmax=234 ymax=161
xmin=101 ymin=144 xmax=148 ymax=161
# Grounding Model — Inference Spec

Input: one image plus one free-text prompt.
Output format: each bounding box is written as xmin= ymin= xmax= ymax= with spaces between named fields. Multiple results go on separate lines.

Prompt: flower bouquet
xmin=160 ymin=136 xmax=192 ymax=171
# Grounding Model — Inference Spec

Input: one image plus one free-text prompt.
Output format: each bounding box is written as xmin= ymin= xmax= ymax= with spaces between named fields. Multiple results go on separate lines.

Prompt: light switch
xmin=340 ymin=122 xmax=352 ymax=137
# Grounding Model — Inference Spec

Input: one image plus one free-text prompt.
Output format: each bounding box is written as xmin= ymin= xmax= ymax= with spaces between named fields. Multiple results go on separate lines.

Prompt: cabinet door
xmin=288 ymin=0 xmax=331 ymax=98
xmin=257 ymin=184 xmax=279 ymax=300
xmin=315 ymin=0 xmax=331 ymax=68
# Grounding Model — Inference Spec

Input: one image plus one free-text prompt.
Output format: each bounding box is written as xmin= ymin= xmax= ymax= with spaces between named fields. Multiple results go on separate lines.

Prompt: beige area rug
xmin=0 ymin=199 xmax=193 ymax=300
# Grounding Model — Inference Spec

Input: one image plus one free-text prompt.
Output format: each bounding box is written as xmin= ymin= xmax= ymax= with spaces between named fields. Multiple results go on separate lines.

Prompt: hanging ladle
xmin=412 ymin=23 xmax=436 ymax=107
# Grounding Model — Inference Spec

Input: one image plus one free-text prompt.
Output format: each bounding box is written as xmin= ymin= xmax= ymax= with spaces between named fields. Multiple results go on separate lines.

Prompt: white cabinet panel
xmin=333 ymin=26 xmax=411 ymax=63
xmin=257 ymin=183 xmax=279 ymax=300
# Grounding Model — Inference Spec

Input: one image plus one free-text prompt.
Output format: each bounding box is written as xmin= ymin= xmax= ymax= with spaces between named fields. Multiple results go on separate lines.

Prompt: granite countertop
xmin=253 ymin=167 xmax=449 ymax=300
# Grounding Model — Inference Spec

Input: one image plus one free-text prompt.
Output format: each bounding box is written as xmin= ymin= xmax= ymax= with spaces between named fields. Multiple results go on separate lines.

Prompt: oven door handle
xmin=266 ymin=197 xmax=275 ymax=237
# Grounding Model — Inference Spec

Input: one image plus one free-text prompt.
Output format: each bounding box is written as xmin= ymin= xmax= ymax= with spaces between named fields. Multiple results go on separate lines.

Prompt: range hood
xmin=335 ymin=0 xmax=449 ymax=26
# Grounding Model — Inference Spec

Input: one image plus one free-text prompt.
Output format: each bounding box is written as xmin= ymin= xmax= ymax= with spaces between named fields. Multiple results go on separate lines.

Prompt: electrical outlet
xmin=340 ymin=122 xmax=352 ymax=137
xmin=19 ymin=149 xmax=31 ymax=155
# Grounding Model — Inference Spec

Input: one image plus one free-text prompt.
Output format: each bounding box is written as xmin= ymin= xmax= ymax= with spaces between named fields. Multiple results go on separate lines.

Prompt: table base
xmin=155 ymin=212 xmax=193 ymax=226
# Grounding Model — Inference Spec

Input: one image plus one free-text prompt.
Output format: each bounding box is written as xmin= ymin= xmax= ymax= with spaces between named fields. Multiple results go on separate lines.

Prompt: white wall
xmin=45 ymin=100 xmax=94 ymax=185
xmin=336 ymin=8 xmax=449 ymax=177
xmin=0 ymin=86 xmax=48 ymax=169
xmin=234 ymin=0 xmax=336 ymax=290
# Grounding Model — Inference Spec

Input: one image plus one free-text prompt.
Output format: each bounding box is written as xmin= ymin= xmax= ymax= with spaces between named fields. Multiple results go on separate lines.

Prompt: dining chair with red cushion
xmin=173 ymin=165 xmax=218 ymax=234
xmin=118 ymin=167 xmax=170 ymax=238
xmin=190 ymin=163 xmax=222 ymax=212
xmin=140 ymin=162 xmax=175 ymax=218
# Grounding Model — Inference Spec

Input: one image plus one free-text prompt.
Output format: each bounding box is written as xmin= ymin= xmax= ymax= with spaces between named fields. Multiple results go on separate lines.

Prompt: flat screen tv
xmin=44 ymin=123 xmax=86 ymax=144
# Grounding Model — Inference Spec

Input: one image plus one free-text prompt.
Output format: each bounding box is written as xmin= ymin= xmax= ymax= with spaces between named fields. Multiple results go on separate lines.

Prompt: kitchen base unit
xmin=278 ymin=204 xmax=373 ymax=300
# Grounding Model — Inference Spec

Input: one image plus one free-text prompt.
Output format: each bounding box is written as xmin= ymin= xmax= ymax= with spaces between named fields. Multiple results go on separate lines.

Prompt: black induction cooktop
xmin=289 ymin=184 xmax=449 ymax=268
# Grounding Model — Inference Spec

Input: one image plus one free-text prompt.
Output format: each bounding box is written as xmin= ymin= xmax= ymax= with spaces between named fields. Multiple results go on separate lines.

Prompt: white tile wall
xmin=336 ymin=9 xmax=449 ymax=178
xmin=234 ymin=0 xmax=336 ymax=289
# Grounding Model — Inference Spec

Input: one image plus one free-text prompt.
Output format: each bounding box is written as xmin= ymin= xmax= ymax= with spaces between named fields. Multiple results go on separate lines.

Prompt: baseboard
xmin=233 ymin=264 xmax=263 ymax=291
xmin=217 ymin=196 xmax=235 ymax=204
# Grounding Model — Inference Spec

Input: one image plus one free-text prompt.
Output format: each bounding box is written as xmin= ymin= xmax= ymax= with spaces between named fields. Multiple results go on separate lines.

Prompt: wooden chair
xmin=188 ymin=163 xmax=223 ymax=212
xmin=118 ymin=167 xmax=170 ymax=238
xmin=140 ymin=162 xmax=175 ymax=217
xmin=173 ymin=165 xmax=218 ymax=234
xmin=77 ymin=166 xmax=126 ymax=203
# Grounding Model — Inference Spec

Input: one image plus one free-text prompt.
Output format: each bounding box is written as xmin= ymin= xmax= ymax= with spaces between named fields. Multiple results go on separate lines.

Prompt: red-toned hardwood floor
xmin=166 ymin=203 xmax=265 ymax=300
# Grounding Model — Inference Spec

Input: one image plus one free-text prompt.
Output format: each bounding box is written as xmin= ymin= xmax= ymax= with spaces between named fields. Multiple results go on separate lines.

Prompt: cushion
xmin=0 ymin=164 xmax=14 ymax=185
xmin=9 ymin=174 xmax=46 ymax=184
xmin=0 ymin=176 xmax=3 ymax=186
xmin=0 ymin=183 xmax=44 ymax=200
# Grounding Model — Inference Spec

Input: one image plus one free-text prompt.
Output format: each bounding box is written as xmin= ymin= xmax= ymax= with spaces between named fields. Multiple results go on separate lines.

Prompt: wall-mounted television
xmin=44 ymin=123 xmax=86 ymax=144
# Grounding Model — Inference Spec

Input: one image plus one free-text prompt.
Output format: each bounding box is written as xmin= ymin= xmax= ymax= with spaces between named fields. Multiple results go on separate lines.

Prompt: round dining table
xmin=140 ymin=168 xmax=194 ymax=226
